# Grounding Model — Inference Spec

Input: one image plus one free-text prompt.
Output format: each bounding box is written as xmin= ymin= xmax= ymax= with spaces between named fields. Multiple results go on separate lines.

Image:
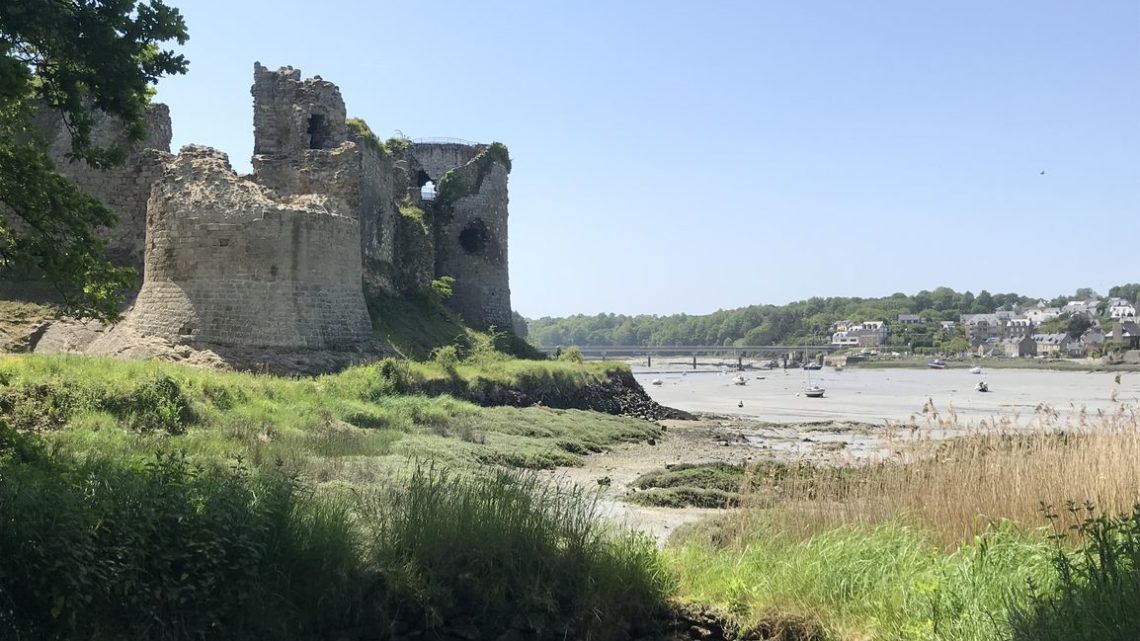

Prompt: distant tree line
xmin=527 ymin=285 xmax=1140 ymax=348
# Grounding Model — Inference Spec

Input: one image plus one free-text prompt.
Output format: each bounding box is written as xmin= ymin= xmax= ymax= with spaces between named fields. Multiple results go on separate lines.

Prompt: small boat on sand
xmin=803 ymin=369 xmax=825 ymax=398
xmin=804 ymin=362 xmax=822 ymax=370
xmin=651 ymin=378 xmax=663 ymax=386
xmin=969 ymin=366 xmax=982 ymax=374
xmin=731 ymin=375 xmax=748 ymax=386
xmin=928 ymin=359 xmax=947 ymax=369
xmin=975 ymin=381 xmax=989 ymax=393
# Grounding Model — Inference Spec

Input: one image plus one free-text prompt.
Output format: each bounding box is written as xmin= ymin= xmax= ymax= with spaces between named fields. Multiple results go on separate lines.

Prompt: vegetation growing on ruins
xmin=432 ymin=141 xmax=512 ymax=219
xmin=345 ymin=116 xmax=383 ymax=154
xmin=344 ymin=118 xmax=412 ymax=158
xmin=0 ymin=0 xmax=189 ymax=320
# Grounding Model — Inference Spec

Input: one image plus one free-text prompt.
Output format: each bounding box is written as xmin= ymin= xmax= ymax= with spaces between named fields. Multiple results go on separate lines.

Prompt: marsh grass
xmin=0 ymin=355 xmax=658 ymax=483
xmin=738 ymin=404 xmax=1140 ymax=545
xmin=664 ymin=405 xmax=1140 ymax=640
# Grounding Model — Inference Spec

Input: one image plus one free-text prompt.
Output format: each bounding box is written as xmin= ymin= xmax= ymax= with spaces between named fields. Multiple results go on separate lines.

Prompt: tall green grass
xmin=367 ymin=466 xmax=672 ymax=639
xmin=669 ymin=519 xmax=1056 ymax=641
xmin=0 ymin=424 xmax=673 ymax=640
xmin=0 ymin=432 xmax=363 ymax=640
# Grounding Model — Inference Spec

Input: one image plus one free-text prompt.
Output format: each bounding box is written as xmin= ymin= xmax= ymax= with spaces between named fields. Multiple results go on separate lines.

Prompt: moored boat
xmin=928 ymin=358 xmax=947 ymax=369
xmin=804 ymin=386 xmax=826 ymax=398
xmin=969 ymin=366 xmax=982 ymax=374
xmin=731 ymin=375 xmax=748 ymax=386
xmin=804 ymin=362 xmax=822 ymax=370
xmin=651 ymin=378 xmax=663 ymax=386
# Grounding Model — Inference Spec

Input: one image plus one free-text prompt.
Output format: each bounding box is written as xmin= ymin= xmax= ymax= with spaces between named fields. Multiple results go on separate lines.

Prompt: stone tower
xmin=122 ymin=146 xmax=373 ymax=350
xmin=408 ymin=142 xmax=513 ymax=331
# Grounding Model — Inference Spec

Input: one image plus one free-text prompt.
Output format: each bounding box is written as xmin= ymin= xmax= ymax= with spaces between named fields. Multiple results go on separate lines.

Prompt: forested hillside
xmin=528 ymin=285 xmax=1140 ymax=348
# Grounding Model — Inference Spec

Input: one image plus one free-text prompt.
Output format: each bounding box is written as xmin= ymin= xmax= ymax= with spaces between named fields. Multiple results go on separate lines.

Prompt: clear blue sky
xmin=154 ymin=1 xmax=1139 ymax=318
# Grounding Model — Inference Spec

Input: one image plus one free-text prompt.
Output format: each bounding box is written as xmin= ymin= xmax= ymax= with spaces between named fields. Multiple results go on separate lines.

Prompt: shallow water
xmin=636 ymin=365 xmax=1140 ymax=426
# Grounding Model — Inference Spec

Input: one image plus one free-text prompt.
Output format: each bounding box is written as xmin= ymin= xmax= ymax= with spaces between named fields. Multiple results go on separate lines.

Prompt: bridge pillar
xmin=692 ymin=354 xmax=697 ymax=370
xmin=647 ymin=354 xmax=651 ymax=368
xmin=738 ymin=354 xmax=743 ymax=370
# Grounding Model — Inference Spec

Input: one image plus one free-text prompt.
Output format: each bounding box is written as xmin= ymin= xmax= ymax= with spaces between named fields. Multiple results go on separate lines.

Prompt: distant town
xmin=830 ymin=296 xmax=1138 ymax=358
xmin=526 ymin=286 xmax=1140 ymax=360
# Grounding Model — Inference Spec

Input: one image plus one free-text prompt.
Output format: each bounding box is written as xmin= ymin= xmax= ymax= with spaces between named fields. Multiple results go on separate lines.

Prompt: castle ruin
xmin=14 ymin=63 xmax=515 ymax=366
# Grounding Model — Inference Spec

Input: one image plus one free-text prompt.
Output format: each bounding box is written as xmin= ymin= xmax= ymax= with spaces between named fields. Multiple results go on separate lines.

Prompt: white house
xmin=1063 ymin=300 xmax=1099 ymax=318
xmin=1109 ymin=300 xmax=1137 ymax=320
xmin=1026 ymin=308 xmax=1061 ymax=324
xmin=831 ymin=331 xmax=859 ymax=346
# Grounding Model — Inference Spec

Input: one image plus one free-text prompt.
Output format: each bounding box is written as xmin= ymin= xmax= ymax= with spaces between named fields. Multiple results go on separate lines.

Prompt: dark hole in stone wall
xmin=458 ymin=218 xmax=491 ymax=255
xmin=307 ymin=114 xmax=331 ymax=149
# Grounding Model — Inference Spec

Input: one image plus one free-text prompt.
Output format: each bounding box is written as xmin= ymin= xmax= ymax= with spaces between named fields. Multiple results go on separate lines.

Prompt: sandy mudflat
xmin=635 ymin=365 xmax=1139 ymax=426
xmin=548 ymin=365 xmax=1139 ymax=541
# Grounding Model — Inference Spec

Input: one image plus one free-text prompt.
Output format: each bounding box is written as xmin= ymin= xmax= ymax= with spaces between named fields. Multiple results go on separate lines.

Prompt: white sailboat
xmin=803 ymin=369 xmax=825 ymax=398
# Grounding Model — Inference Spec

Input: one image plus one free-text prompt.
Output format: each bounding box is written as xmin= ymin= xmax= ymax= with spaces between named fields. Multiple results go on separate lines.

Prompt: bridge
xmin=536 ymin=344 xmax=842 ymax=369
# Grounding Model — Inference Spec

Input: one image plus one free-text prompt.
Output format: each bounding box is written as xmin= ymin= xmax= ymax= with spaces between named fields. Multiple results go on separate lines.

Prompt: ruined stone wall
xmin=408 ymin=143 xmax=483 ymax=185
xmin=122 ymin=146 xmax=372 ymax=349
xmin=251 ymin=63 xmax=347 ymax=157
xmin=251 ymin=64 xmax=413 ymax=297
xmin=356 ymin=142 xmax=403 ymax=293
xmin=33 ymin=105 xmax=173 ymax=271
xmin=432 ymin=155 xmax=512 ymax=331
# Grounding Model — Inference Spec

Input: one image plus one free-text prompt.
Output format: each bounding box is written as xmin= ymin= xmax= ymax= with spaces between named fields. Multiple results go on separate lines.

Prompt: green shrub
xmin=556 ymin=346 xmax=582 ymax=363
xmin=430 ymin=344 xmax=460 ymax=370
xmin=429 ymin=275 xmax=455 ymax=301
xmin=0 ymin=374 xmax=191 ymax=434
xmin=384 ymin=136 xmax=411 ymax=155
xmin=1008 ymin=502 xmax=1140 ymax=641
xmin=345 ymin=117 xmax=382 ymax=155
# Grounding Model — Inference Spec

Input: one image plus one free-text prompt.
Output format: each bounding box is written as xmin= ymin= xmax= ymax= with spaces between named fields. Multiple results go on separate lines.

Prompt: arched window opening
xmin=421 ymin=180 xmax=437 ymax=201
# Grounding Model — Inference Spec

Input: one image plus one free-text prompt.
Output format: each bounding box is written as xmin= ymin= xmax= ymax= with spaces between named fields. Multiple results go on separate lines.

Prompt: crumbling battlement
xmin=121 ymin=145 xmax=372 ymax=349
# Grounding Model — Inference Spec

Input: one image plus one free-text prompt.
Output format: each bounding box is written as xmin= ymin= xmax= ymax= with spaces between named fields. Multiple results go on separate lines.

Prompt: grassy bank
xmin=0 ymin=354 xmax=657 ymax=482
xmin=5 ymin=352 xmax=1139 ymax=640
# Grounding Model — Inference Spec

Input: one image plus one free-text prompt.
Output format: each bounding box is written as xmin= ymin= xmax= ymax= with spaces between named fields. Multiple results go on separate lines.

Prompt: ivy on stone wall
xmin=432 ymin=142 xmax=511 ymax=222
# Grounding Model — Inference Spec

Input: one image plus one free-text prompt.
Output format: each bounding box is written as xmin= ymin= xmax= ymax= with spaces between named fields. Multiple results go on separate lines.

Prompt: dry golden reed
xmin=741 ymin=403 xmax=1140 ymax=546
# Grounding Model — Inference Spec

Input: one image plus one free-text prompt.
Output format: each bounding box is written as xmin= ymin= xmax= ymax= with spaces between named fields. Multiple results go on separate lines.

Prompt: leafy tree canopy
xmin=1 ymin=0 xmax=188 ymax=319
xmin=526 ymin=285 xmax=1133 ymax=348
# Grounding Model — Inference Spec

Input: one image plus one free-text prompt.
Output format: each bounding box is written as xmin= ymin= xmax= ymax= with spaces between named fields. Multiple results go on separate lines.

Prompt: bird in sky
xmin=1040 ymin=170 xmax=1046 ymax=175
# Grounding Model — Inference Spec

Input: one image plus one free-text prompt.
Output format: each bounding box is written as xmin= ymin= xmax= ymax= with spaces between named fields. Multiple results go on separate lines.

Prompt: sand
xmin=635 ymin=365 xmax=1138 ymax=425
